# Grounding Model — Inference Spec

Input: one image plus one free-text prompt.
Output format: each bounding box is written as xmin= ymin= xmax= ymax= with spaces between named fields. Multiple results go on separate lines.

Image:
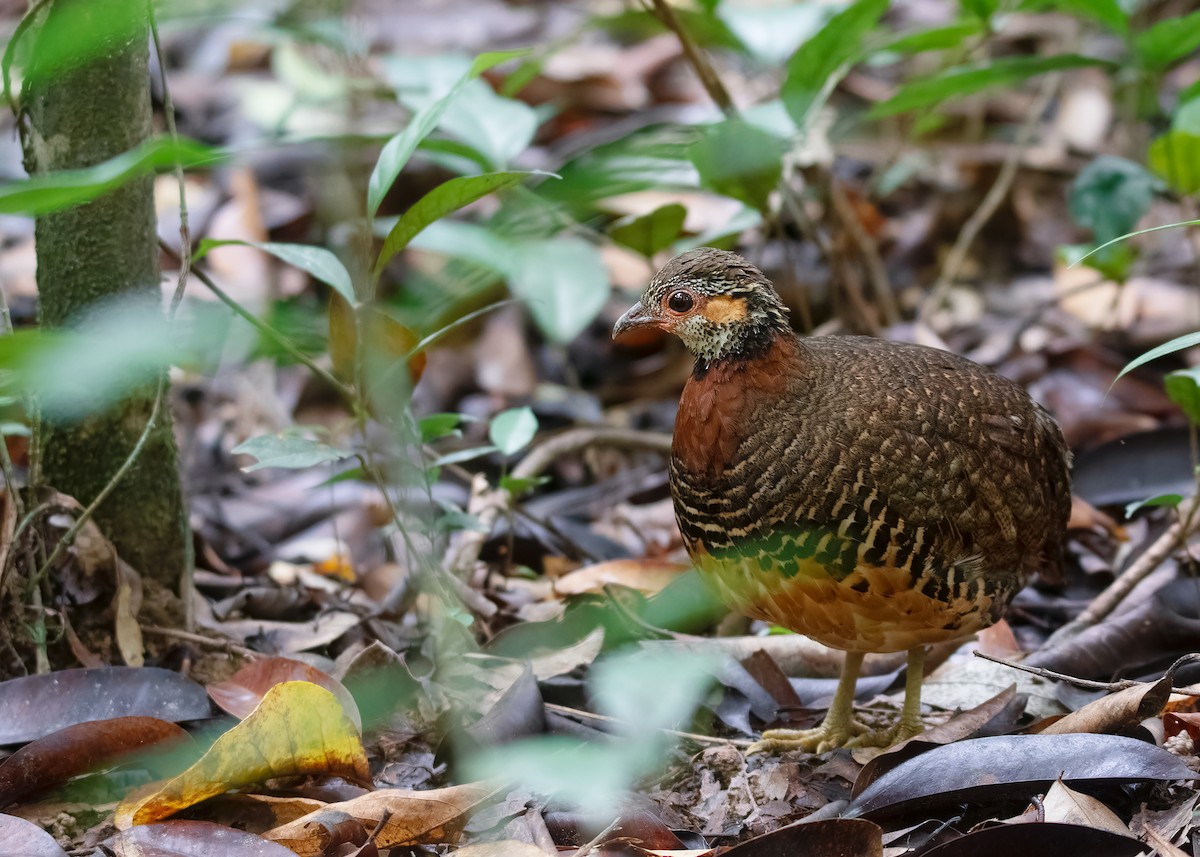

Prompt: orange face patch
xmin=703 ymin=295 xmax=747 ymax=324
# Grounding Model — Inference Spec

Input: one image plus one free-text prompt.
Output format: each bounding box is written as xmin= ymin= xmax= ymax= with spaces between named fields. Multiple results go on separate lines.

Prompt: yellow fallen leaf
xmin=116 ymin=681 xmax=368 ymax=827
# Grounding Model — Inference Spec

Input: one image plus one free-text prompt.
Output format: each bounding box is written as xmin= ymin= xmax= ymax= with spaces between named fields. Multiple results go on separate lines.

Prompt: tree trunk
xmin=22 ymin=0 xmax=187 ymax=588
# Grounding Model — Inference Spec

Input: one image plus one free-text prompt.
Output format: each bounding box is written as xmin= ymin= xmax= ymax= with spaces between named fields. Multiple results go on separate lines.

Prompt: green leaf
xmin=419 ymin=412 xmax=467 ymax=443
xmin=431 ymin=445 xmax=498 ymax=467
xmin=717 ymin=2 xmax=829 ymax=65
xmin=509 ymin=238 xmax=611 ymax=344
xmin=1116 ymin=331 xmax=1200 ymax=382
xmin=1021 ymin=0 xmax=1128 ymax=34
xmin=782 ymin=0 xmax=888 ymax=126
xmin=1125 ymin=493 xmax=1185 ymax=519
xmin=367 ymin=49 xmax=529 ymax=216
xmin=1174 ymin=98 xmax=1200 ymax=135
xmin=489 ymin=406 xmax=538 ymax=456
xmin=882 ymin=22 xmax=985 ymax=55
xmin=1073 ymin=219 xmax=1200 ymax=265
xmin=1068 ymin=156 xmax=1160 ymax=244
xmin=195 ymin=240 xmax=356 ymax=306
xmin=607 ymin=204 xmax=687 ymax=257
xmin=1165 ymin=367 xmax=1200 ymax=424
xmin=1134 ymin=10 xmax=1200 ymax=70
xmin=232 ymin=434 xmax=350 ymax=472
xmin=959 ymin=0 xmax=998 ymax=20
xmin=1148 ymin=131 xmax=1200 ymax=195
xmin=373 ymin=171 xmax=536 ymax=277
xmin=871 ymin=54 xmax=1108 ymax=117
xmin=499 ymin=474 xmax=549 ymax=496
xmin=688 ymin=119 xmax=784 ymax=212
xmin=0 ymin=137 xmax=219 ymax=215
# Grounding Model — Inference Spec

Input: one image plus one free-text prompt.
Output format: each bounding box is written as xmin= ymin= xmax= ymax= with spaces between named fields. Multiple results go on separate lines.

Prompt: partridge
xmin=613 ymin=248 xmax=1071 ymax=751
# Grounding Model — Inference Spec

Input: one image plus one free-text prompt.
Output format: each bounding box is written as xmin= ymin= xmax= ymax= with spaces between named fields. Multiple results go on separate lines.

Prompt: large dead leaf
xmin=117 ymin=682 xmax=368 ymax=826
xmin=553 ymin=559 xmax=688 ymax=596
xmin=0 ymin=668 xmax=211 ymax=745
xmin=721 ymin=818 xmax=883 ymax=855
xmin=1040 ymin=676 xmax=1171 ymax=736
xmin=262 ymin=783 xmax=493 ymax=855
xmin=1041 ymin=778 xmax=1132 ymax=836
xmin=920 ymin=821 xmax=1149 ymax=856
xmin=0 ymin=717 xmax=191 ymax=809
xmin=845 ymin=734 xmax=1196 ymax=822
xmin=110 ymin=820 xmax=298 ymax=856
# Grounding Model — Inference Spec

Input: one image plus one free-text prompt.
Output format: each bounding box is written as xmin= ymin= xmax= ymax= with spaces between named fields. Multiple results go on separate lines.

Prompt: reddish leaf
xmin=0 ymin=716 xmax=191 ymax=808
xmin=207 ymin=657 xmax=361 ymax=730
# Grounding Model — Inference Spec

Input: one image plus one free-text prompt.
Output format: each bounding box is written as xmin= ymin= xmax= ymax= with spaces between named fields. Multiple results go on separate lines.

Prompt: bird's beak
xmin=612 ymin=303 xmax=658 ymax=340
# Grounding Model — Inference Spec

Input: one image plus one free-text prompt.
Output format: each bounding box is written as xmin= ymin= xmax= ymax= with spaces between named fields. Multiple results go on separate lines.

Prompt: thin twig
xmin=829 ymin=179 xmax=899 ymax=327
xmin=150 ymin=2 xmax=195 ymax=630
xmin=545 ymin=702 xmax=752 ymax=748
xmin=1042 ymin=495 xmax=1200 ymax=649
xmin=142 ymin=624 xmax=260 ymax=660
xmin=919 ymin=74 xmax=1061 ymax=327
xmin=646 ymin=0 xmax=735 ymax=117
xmin=571 ymin=817 xmax=623 ymax=857
xmin=974 ymin=650 xmax=1200 ymax=696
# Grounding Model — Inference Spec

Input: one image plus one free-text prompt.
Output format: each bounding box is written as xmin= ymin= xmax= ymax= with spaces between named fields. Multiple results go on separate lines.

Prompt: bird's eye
xmin=667 ymin=291 xmax=694 ymax=313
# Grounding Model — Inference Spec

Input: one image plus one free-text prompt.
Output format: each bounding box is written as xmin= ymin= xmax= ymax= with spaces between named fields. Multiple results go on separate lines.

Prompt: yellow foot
xmin=749 ymin=718 xmax=923 ymax=754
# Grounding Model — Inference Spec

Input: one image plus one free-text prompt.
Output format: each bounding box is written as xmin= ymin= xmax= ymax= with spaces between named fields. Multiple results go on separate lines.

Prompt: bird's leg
xmin=843 ymin=645 xmax=927 ymax=748
xmin=749 ymin=651 xmax=869 ymax=754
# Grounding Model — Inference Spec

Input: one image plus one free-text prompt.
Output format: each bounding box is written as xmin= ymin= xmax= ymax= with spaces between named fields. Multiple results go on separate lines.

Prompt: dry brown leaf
xmin=454 ymin=842 xmax=554 ymax=857
xmin=1040 ymin=676 xmax=1171 ymax=736
xmin=262 ymin=783 xmax=493 ymax=855
xmin=1041 ymin=778 xmax=1132 ymax=837
xmin=553 ymin=559 xmax=688 ymax=596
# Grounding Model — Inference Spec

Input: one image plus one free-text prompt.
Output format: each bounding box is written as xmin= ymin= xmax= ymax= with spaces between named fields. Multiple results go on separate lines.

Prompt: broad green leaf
xmin=782 ymin=0 xmax=888 ymax=126
xmin=717 ymin=2 xmax=829 ymax=65
xmin=196 ymin=240 xmax=356 ymax=306
xmin=1165 ymin=367 xmax=1200 ymax=424
xmin=688 ymin=119 xmax=784 ymax=212
xmin=1134 ymin=10 xmax=1200 ymax=70
xmin=499 ymin=474 xmax=549 ymax=496
xmin=232 ymin=434 xmax=350 ymax=472
xmin=1125 ymin=493 xmax=1185 ymax=519
xmin=419 ymin=412 xmax=468 ymax=442
xmin=959 ymin=0 xmax=998 ymax=20
xmin=1179 ymin=80 xmax=1200 ymax=111
xmin=1174 ymin=98 xmax=1200 ymax=134
xmin=489 ymin=406 xmax=538 ymax=456
xmin=1021 ymin=0 xmax=1128 ymax=33
xmin=0 ymin=137 xmax=218 ymax=215
xmin=367 ymin=49 xmax=529 ymax=217
xmin=1068 ymin=156 xmax=1160 ymax=244
xmin=509 ymin=238 xmax=611 ymax=344
xmin=1059 ymin=241 xmax=1134 ymax=282
xmin=608 ymin=204 xmax=687 ymax=257
xmin=373 ymin=171 xmax=535 ymax=277
xmin=871 ymin=54 xmax=1108 ymax=117
xmin=437 ymin=81 xmax=540 ymax=169
xmin=882 ymin=22 xmax=984 ymax=55
xmin=592 ymin=648 xmax=717 ymax=735
xmin=1148 ymin=131 xmax=1200 ymax=195
xmin=1117 ymin=331 xmax=1200 ymax=381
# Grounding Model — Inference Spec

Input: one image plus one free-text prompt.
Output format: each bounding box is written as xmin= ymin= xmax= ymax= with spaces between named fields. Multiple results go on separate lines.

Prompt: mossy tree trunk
xmin=21 ymin=0 xmax=187 ymax=589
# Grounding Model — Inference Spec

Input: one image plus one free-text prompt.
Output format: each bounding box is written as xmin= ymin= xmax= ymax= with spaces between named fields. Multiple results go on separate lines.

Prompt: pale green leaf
xmin=489 ymin=406 xmax=538 ymax=456
xmin=608 ymin=204 xmax=687 ymax=257
xmin=1125 ymin=493 xmax=1185 ymax=519
xmin=367 ymin=49 xmax=530 ymax=216
xmin=1134 ymin=10 xmax=1200 ymax=70
xmin=196 ymin=240 xmax=356 ymax=306
xmin=1117 ymin=332 xmax=1200 ymax=381
xmin=1148 ymin=131 xmax=1200 ymax=195
xmin=1165 ymin=367 xmax=1200 ymax=424
xmin=232 ymin=434 xmax=350 ymax=472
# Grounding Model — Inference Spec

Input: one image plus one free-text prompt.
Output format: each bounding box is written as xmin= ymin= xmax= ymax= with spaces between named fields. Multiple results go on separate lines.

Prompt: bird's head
xmin=612 ymin=248 xmax=791 ymax=364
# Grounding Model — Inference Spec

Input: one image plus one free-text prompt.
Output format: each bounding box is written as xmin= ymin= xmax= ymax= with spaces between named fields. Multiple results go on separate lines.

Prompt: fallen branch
xmin=975 ymin=650 xmax=1200 ymax=696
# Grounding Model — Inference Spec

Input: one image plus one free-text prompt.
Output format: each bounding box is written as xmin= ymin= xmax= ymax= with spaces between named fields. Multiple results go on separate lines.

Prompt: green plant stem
xmin=165 ymin=243 xmax=359 ymax=407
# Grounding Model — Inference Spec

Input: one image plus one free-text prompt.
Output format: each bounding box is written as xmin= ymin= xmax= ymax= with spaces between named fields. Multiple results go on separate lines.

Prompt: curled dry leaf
xmin=262 ymin=783 xmax=493 ymax=856
xmin=117 ymin=682 xmax=369 ymax=827
xmin=553 ymin=559 xmax=688 ymax=597
xmin=1041 ymin=777 xmax=1133 ymax=837
xmin=207 ymin=656 xmax=362 ymax=731
xmin=0 ymin=716 xmax=191 ymax=809
xmin=1040 ymin=675 xmax=1171 ymax=736
xmin=721 ymin=818 xmax=882 ymax=856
